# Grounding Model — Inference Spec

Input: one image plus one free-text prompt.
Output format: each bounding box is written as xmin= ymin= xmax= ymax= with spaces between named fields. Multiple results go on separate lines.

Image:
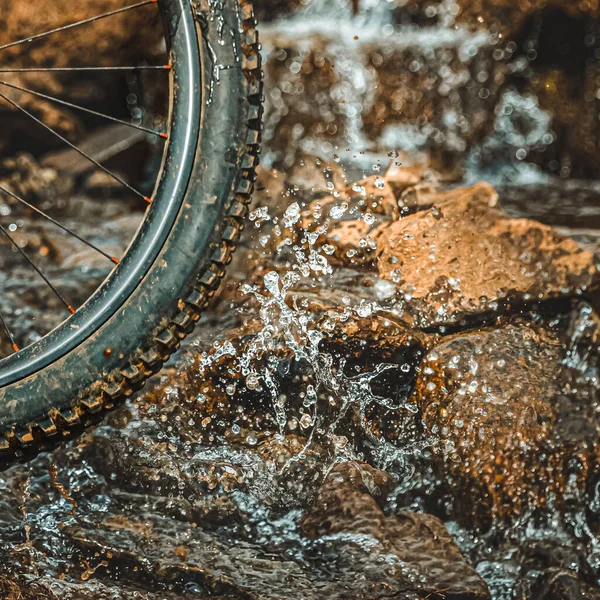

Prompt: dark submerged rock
xmin=301 ymin=462 xmax=491 ymax=600
xmin=412 ymin=317 xmax=600 ymax=527
xmin=520 ymin=569 xmax=600 ymax=600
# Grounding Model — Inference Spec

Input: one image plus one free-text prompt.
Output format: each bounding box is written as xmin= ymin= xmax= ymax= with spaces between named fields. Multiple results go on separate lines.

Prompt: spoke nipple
xmin=159 ymin=132 xmax=169 ymax=139
xmin=164 ymin=64 xmax=172 ymax=70
xmin=111 ymin=257 xmax=120 ymax=265
xmin=68 ymin=305 xmax=76 ymax=315
xmin=144 ymin=197 xmax=152 ymax=204
xmin=12 ymin=343 xmax=19 ymax=353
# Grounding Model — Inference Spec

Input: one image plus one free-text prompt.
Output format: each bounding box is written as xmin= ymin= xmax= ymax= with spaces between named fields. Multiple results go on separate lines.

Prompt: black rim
xmin=0 ymin=0 xmax=201 ymax=386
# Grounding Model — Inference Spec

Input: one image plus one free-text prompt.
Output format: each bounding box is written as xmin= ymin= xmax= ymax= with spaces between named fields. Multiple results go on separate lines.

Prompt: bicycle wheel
xmin=0 ymin=0 xmax=262 ymax=467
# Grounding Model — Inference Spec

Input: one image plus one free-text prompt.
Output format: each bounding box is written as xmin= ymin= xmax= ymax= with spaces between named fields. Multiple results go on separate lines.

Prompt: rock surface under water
xmin=4 ymin=1 xmax=600 ymax=598
xmin=1 ymin=156 xmax=600 ymax=599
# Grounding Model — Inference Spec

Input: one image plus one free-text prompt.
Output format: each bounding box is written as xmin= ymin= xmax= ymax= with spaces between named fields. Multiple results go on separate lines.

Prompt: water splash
xmin=192 ymin=195 xmax=424 ymax=478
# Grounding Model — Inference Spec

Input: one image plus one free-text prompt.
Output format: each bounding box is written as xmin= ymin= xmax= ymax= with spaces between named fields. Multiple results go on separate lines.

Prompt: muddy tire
xmin=0 ymin=0 xmax=262 ymax=468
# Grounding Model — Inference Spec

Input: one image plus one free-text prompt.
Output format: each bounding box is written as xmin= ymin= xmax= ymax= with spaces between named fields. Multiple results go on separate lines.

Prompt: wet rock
xmin=377 ymin=182 xmax=600 ymax=328
xmin=81 ymin=365 xmax=329 ymax=508
xmin=0 ymin=575 xmax=56 ymax=599
xmin=259 ymin=0 xmax=600 ymax=178
xmin=361 ymin=30 xmax=507 ymax=165
xmin=262 ymin=32 xmax=348 ymax=166
xmin=384 ymin=157 xmax=431 ymax=198
xmin=177 ymin=308 xmax=428 ymax=449
xmin=516 ymin=538 xmax=594 ymax=584
xmin=414 ymin=320 xmax=600 ymax=526
xmin=317 ymin=217 xmax=386 ymax=267
xmin=82 ymin=426 xmax=247 ymax=500
xmin=347 ymin=175 xmax=400 ymax=217
xmin=61 ymin=494 xmax=428 ymax=600
xmin=0 ymin=575 xmax=188 ymax=600
xmin=317 ymin=312 xmax=429 ymax=443
xmin=301 ymin=461 xmax=491 ymax=599
xmin=522 ymin=569 xmax=600 ymax=600
xmin=286 ymin=153 xmax=348 ymax=196
xmin=274 ymin=170 xmax=404 ymax=270
xmin=41 ymin=460 xmax=491 ymax=599
xmin=0 ymin=213 xmax=137 ymax=272
xmin=62 ymin=509 xmax=292 ymax=599
xmin=298 ymin=191 xmax=390 ymax=268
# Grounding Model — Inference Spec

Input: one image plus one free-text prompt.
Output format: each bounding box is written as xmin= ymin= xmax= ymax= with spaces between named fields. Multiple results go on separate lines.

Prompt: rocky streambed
xmin=3 ymin=0 xmax=600 ymax=599
xmin=1 ymin=156 xmax=600 ymax=599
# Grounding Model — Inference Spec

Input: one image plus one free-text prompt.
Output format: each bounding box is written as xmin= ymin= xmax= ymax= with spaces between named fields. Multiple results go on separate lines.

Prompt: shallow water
xmin=2 ymin=1 xmax=600 ymax=598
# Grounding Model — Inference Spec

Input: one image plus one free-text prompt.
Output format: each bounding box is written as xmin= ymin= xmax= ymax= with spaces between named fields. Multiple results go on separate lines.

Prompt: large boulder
xmin=377 ymin=182 xmax=599 ymax=328
xmin=413 ymin=319 xmax=600 ymax=526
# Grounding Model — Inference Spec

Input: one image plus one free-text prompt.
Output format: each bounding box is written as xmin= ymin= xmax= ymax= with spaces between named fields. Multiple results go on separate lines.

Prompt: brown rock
xmin=377 ymin=182 xmax=599 ymax=328
xmin=321 ymin=218 xmax=386 ymax=267
xmin=414 ymin=321 xmax=598 ymax=525
xmin=318 ymin=312 xmax=429 ymax=441
xmin=0 ymin=576 xmax=55 ymax=599
xmin=286 ymin=153 xmax=348 ymax=195
xmin=299 ymin=192 xmax=389 ymax=268
xmin=398 ymin=181 xmax=443 ymax=214
xmin=347 ymin=175 xmax=399 ymax=217
xmin=321 ymin=312 xmax=429 ymax=354
xmin=290 ymin=173 xmax=400 ymax=269
xmin=384 ymin=157 xmax=430 ymax=198
xmin=282 ymin=267 xmax=396 ymax=313
xmin=361 ymin=31 xmax=507 ymax=163
xmin=302 ymin=462 xmax=491 ymax=599
xmin=523 ymin=569 xmax=600 ymax=600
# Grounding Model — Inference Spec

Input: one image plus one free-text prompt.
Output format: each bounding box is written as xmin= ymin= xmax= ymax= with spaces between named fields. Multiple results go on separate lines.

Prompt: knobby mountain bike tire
xmin=0 ymin=0 xmax=262 ymax=468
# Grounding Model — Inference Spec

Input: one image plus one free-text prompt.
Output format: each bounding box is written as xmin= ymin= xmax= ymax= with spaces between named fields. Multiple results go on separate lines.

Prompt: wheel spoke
xmin=0 ymin=185 xmax=120 ymax=265
xmin=0 ymin=0 xmax=175 ymax=359
xmin=0 ymin=80 xmax=168 ymax=139
xmin=0 ymin=92 xmax=152 ymax=203
xmin=0 ymin=0 xmax=158 ymax=53
xmin=0 ymin=312 xmax=19 ymax=353
xmin=0 ymin=66 xmax=171 ymax=73
xmin=0 ymin=224 xmax=75 ymax=314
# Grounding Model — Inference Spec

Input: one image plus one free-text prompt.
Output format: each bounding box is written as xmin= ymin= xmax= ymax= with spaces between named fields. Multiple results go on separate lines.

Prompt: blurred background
xmin=258 ymin=0 xmax=600 ymax=183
